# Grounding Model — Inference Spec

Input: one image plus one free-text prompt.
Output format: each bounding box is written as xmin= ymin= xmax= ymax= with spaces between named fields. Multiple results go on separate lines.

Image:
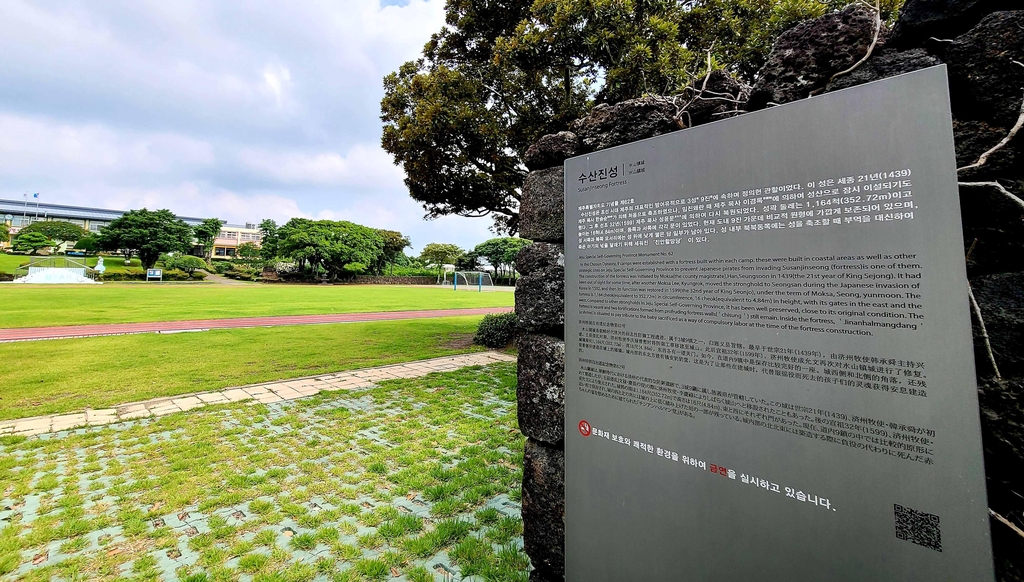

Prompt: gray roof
xmin=0 ymin=199 xmax=250 ymax=228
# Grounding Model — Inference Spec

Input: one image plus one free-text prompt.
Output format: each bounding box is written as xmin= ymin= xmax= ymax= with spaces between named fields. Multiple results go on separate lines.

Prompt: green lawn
xmin=0 ymin=362 xmax=527 ymax=581
xmin=0 ymin=254 xmax=141 ymax=274
xmin=0 ymin=284 xmax=513 ymax=328
xmin=0 ymin=316 xmax=489 ymax=420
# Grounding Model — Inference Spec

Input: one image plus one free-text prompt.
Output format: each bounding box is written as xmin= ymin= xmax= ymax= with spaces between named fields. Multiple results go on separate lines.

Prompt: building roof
xmin=0 ymin=199 xmax=252 ymax=229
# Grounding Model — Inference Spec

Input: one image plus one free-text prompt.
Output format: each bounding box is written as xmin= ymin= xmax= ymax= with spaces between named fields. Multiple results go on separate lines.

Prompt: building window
xmin=226 ymin=248 xmax=236 ymax=257
xmin=219 ymin=230 xmax=239 ymax=239
xmin=215 ymin=247 xmax=226 ymax=256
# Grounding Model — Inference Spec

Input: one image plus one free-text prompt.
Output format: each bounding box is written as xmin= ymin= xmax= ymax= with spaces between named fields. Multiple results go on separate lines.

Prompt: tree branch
xmin=957 ymin=91 xmax=1024 ymax=172
xmin=959 ymin=181 xmax=1024 ymax=212
xmin=990 ymin=509 xmax=1024 ymax=540
xmin=828 ymin=0 xmax=881 ymax=85
xmin=968 ymin=282 xmax=1002 ymax=381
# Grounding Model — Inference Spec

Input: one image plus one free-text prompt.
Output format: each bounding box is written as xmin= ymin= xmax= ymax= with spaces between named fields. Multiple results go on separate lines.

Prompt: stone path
xmin=0 ymin=351 xmax=516 ymax=437
xmin=0 ymin=306 xmax=512 ymax=342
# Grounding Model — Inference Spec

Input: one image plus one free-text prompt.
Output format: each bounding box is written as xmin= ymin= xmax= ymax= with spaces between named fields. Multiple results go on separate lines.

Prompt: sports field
xmin=0 ymin=285 xmax=514 ymax=328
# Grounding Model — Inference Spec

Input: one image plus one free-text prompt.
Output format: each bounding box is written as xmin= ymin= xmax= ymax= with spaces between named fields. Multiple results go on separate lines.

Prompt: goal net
xmin=452 ymin=271 xmax=494 ymax=289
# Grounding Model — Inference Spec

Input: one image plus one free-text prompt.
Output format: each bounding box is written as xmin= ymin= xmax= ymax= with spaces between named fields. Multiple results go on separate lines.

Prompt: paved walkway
xmin=0 ymin=306 xmax=513 ymax=342
xmin=0 ymin=351 xmax=516 ymax=437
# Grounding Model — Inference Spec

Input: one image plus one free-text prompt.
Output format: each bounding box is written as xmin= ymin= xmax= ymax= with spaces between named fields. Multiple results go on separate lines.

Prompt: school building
xmin=0 ymin=198 xmax=261 ymax=255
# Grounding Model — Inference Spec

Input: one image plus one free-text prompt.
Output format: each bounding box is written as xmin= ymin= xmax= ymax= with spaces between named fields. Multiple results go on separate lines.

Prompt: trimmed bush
xmin=473 ymin=311 xmax=517 ymax=348
xmin=212 ymin=261 xmax=234 ymax=274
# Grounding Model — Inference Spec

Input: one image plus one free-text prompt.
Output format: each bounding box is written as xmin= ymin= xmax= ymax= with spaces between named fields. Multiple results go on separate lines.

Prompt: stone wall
xmin=514 ymin=1 xmax=1024 ymax=579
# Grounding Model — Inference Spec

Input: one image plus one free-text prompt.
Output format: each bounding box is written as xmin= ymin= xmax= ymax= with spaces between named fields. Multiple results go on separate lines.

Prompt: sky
xmin=0 ymin=0 xmax=497 ymax=252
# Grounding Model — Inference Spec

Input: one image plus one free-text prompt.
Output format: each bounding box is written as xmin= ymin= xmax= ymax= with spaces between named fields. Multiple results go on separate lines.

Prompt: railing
xmin=14 ymin=256 xmax=97 ymax=280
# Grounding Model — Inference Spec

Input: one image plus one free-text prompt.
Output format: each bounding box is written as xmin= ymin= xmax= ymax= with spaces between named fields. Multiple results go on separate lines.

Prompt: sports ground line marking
xmin=0 ymin=306 xmax=513 ymax=343
xmin=0 ymin=351 xmax=517 ymax=437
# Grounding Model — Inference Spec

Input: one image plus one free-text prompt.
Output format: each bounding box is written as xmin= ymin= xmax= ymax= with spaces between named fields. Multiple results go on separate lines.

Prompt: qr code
xmin=894 ymin=504 xmax=942 ymax=552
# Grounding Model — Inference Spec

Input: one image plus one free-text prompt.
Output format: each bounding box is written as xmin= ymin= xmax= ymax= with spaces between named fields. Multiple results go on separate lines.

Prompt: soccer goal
xmin=452 ymin=271 xmax=494 ymax=291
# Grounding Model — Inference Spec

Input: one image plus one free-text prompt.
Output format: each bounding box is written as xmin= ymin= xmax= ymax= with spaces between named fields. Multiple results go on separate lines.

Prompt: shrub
xmin=99 ymin=269 xmax=145 ymax=281
xmin=342 ymin=262 xmax=367 ymax=276
xmin=473 ymin=312 xmax=517 ymax=348
xmin=167 ymin=255 xmax=207 ymax=276
xmin=212 ymin=261 xmax=234 ymax=274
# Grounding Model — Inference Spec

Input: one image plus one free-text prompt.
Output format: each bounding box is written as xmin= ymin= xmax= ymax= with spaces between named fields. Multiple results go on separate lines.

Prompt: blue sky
xmin=0 ymin=0 xmax=496 ymax=252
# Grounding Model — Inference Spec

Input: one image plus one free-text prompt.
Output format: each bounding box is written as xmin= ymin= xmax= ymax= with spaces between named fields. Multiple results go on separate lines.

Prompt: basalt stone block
xmin=515 ymin=244 xmax=565 ymax=338
xmin=570 ymin=96 xmax=681 ymax=153
xmin=524 ymin=132 xmax=580 ymax=171
xmin=515 ymin=242 xmax=564 ymax=275
xmin=889 ymin=0 xmax=1017 ymax=49
xmin=971 ymin=272 xmax=1024 ymax=378
xmin=517 ymin=333 xmax=566 ymax=445
xmin=515 ymin=276 xmax=565 ymax=338
xmin=679 ymin=70 xmax=748 ymax=128
xmin=523 ymin=438 xmax=565 ymax=580
xmin=954 ymin=119 xmax=1021 ymax=182
xmin=959 ymin=181 xmax=1024 ymax=276
xmin=825 ymin=48 xmax=942 ymax=92
xmin=945 ymin=11 xmax=1024 ymax=128
xmin=748 ymin=5 xmax=886 ymax=110
xmin=520 ymin=167 xmax=565 ymax=243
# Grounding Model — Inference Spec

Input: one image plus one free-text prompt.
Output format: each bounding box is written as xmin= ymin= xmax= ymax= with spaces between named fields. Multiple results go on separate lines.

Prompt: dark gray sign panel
xmin=564 ymin=67 xmax=993 ymax=581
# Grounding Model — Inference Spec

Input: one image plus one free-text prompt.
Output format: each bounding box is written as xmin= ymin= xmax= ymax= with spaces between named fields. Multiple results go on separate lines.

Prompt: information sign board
xmin=564 ymin=67 xmax=993 ymax=581
xmin=147 ymin=268 xmax=163 ymax=281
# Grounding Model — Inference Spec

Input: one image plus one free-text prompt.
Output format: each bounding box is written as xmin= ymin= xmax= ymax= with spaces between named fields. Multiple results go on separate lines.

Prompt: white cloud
xmin=0 ymin=0 xmax=504 ymax=252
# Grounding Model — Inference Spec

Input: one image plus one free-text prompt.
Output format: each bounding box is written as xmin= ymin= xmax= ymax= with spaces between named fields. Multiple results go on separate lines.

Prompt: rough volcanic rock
xmin=522 ymin=439 xmax=565 ymax=580
xmin=954 ymin=119 xmax=1022 ymax=182
xmin=679 ymin=70 xmax=748 ymax=127
xmin=517 ymin=333 xmax=565 ymax=445
xmin=748 ymin=5 xmax=886 ymax=110
xmin=825 ymin=48 xmax=942 ymax=92
xmin=959 ymin=181 xmax=1024 ymax=276
xmin=889 ymin=0 xmax=1018 ymax=49
xmin=515 ymin=243 xmax=565 ymax=337
xmin=515 ymin=242 xmax=564 ymax=275
xmin=945 ymin=11 xmax=1024 ymax=127
xmin=520 ymin=167 xmax=564 ymax=243
xmin=524 ymin=132 xmax=580 ymax=171
xmin=972 ymin=272 xmax=1024 ymax=379
xmin=570 ymin=96 xmax=681 ymax=152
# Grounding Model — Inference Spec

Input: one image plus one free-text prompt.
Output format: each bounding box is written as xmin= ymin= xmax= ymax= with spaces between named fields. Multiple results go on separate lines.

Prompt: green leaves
xmin=97 ymin=208 xmax=193 ymax=268
xmin=17 ymin=220 xmax=87 ymax=247
xmin=276 ymin=218 xmax=385 ymax=281
xmin=11 ymin=231 xmax=55 ymax=254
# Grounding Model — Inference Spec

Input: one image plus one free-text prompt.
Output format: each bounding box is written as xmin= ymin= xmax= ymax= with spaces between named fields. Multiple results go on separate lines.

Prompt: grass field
xmin=0 ymin=316 xmax=489 ymax=421
xmin=0 ymin=254 xmax=142 ymax=275
xmin=0 ymin=362 xmax=527 ymax=581
xmin=0 ymin=285 xmax=513 ymax=328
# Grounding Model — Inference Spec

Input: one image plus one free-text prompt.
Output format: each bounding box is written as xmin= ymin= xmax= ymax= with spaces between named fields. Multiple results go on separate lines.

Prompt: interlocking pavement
xmin=0 ymin=351 xmax=516 ymax=437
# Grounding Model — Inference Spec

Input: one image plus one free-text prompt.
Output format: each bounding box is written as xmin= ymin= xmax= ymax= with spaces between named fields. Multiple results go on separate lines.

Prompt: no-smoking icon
xmin=578 ymin=420 xmax=591 ymax=437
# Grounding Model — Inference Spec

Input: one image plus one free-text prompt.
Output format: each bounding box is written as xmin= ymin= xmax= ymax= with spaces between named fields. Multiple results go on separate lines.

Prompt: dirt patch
xmin=443 ymin=333 xmax=476 ymax=350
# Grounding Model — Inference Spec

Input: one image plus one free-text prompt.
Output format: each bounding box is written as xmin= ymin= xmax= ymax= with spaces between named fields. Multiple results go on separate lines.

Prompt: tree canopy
xmin=258 ymin=219 xmax=280 ymax=261
xmin=18 ymin=220 xmax=87 ymax=248
xmin=0 ymin=223 xmax=9 ymax=244
xmin=97 ymin=209 xmax=193 ymax=268
xmin=473 ymin=237 xmax=532 ymax=278
xmin=375 ymin=229 xmax=412 ymax=275
xmin=419 ymin=242 xmax=464 ymax=279
xmin=193 ymin=218 xmax=224 ymax=261
xmin=12 ymin=231 xmax=54 ymax=254
xmin=277 ymin=218 xmax=385 ymax=281
xmin=382 ymin=0 xmax=902 ymax=232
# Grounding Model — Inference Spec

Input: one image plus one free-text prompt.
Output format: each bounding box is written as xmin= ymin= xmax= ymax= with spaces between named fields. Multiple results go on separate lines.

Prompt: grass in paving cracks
xmin=0 ymin=362 xmax=528 ymax=580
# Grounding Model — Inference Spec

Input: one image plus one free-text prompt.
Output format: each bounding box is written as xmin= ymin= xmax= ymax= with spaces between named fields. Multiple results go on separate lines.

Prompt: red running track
xmin=0 ymin=307 xmax=513 ymax=342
